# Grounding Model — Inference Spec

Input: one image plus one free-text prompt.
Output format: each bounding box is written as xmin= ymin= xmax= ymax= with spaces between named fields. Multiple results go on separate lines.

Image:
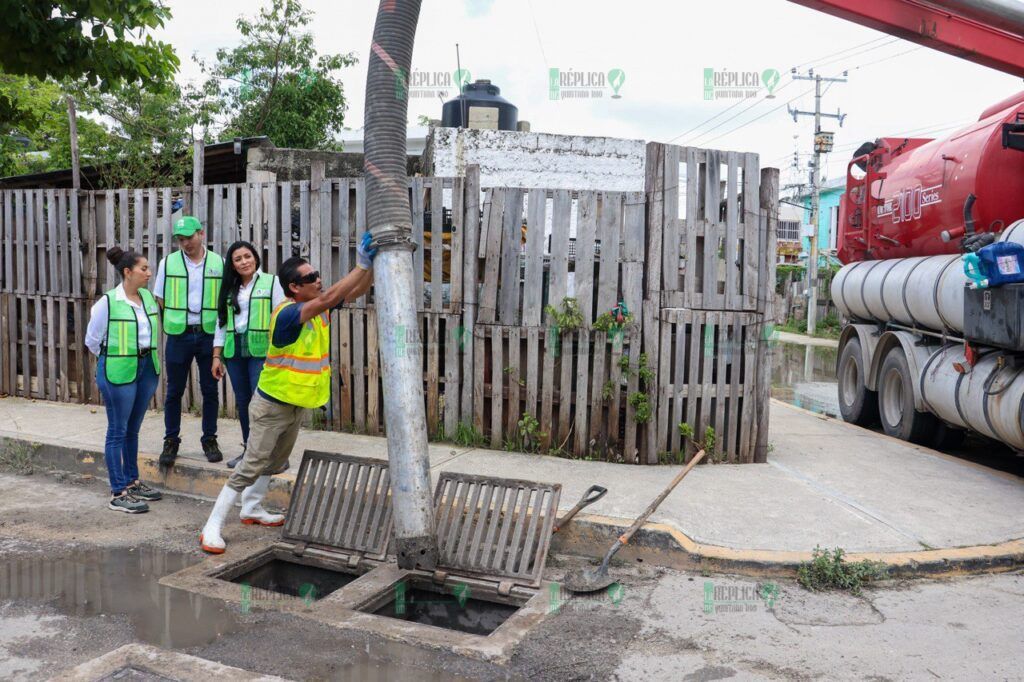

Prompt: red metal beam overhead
xmin=787 ymin=0 xmax=1024 ymax=77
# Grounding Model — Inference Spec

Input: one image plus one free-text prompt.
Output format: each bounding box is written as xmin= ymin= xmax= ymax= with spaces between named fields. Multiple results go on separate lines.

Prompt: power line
xmin=525 ymin=0 xmax=548 ymax=69
xmin=668 ymin=36 xmax=902 ymax=144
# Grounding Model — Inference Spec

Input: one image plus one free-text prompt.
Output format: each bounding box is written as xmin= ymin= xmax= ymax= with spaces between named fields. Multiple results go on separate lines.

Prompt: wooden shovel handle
xmin=618 ymin=449 xmax=706 ymax=546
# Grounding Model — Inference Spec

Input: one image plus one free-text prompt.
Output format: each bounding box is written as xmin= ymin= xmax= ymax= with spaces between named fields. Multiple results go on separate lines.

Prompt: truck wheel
xmin=878 ymin=347 xmax=937 ymax=444
xmin=837 ymin=337 xmax=879 ymax=426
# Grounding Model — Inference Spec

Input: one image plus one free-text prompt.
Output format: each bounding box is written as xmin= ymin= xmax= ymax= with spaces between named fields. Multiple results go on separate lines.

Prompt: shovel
xmin=552 ymin=485 xmax=608 ymax=533
xmin=563 ymin=449 xmax=706 ymax=593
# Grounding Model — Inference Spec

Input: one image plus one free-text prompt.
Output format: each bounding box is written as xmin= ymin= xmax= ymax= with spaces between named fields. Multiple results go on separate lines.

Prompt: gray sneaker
xmin=127 ymin=481 xmax=162 ymax=501
xmin=109 ymin=491 xmax=149 ymax=514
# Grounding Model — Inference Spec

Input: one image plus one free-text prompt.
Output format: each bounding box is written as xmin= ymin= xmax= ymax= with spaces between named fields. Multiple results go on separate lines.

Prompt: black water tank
xmin=441 ymin=80 xmax=518 ymax=131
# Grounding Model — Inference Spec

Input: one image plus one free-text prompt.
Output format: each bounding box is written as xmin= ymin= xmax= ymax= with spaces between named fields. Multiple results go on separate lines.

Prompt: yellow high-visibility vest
xmin=257 ymin=301 xmax=331 ymax=409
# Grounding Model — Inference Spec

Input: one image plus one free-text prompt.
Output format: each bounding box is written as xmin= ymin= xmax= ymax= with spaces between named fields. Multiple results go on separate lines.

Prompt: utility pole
xmin=66 ymin=96 xmax=81 ymax=191
xmin=788 ymin=69 xmax=846 ymax=334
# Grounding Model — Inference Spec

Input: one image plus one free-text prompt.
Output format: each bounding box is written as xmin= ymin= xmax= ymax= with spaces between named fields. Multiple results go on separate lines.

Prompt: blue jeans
xmin=96 ymin=356 xmax=159 ymax=494
xmin=225 ymin=355 xmax=265 ymax=445
xmin=164 ymin=331 xmax=218 ymax=441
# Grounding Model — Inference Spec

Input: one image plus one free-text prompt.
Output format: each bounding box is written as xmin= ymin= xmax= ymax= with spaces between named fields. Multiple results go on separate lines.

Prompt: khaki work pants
xmin=227 ymin=391 xmax=305 ymax=492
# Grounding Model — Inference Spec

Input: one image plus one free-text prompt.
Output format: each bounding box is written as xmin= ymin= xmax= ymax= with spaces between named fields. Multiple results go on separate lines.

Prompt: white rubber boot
xmin=240 ymin=476 xmax=285 ymax=527
xmin=200 ymin=486 xmax=240 ymax=554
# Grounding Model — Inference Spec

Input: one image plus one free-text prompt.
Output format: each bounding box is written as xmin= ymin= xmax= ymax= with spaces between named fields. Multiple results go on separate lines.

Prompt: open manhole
xmin=210 ymin=451 xmax=393 ymax=600
xmin=359 ymin=472 xmax=561 ymax=636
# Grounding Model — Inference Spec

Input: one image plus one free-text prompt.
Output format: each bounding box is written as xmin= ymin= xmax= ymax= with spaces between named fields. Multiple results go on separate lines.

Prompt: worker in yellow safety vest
xmin=152 ymin=216 xmax=225 ymax=468
xmin=199 ymin=234 xmax=377 ymax=553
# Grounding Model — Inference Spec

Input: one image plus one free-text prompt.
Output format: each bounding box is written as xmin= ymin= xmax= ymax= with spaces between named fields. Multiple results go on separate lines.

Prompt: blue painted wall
xmin=801 ymin=184 xmax=844 ymax=266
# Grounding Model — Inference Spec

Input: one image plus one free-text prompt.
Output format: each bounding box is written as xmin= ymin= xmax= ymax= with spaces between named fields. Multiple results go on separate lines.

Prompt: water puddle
xmin=371 ymin=583 xmax=519 ymax=636
xmin=771 ymin=342 xmax=840 ymax=418
xmin=0 ymin=547 xmax=243 ymax=650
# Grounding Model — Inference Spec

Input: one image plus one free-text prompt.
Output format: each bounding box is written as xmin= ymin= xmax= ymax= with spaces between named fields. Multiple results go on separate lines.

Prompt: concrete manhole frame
xmin=161 ymin=452 xmax=562 ymax=663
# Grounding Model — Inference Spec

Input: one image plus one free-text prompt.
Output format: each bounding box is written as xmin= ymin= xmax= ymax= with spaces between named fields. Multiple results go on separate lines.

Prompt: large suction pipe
xmin=364 ymin=0 xmax=439 ymax=570
xmin=928 ymin=0 xmax=1024 ymax=38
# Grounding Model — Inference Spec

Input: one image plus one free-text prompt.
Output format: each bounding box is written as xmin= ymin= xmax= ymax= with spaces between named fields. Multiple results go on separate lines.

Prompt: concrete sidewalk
xmin=1 ymin=395 xmax=1022 ymax=573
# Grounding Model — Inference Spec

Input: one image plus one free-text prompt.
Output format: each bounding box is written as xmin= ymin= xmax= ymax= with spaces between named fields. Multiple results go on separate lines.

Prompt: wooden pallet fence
xmin=648 ymin=143 xmax=765 ymax=312
xmin=333 ymin=308 xmax=462 ymax=439
xmin=652 ymin=308 xmax=762 ymax=463
xmin=0 ymin=155 xmax=779 ymax=465
xmin=471 ymin=324 xmax=644 ymax=461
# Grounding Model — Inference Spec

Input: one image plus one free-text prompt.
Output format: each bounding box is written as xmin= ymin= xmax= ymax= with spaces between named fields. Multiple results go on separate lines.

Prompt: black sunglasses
xmin=294 ymin=270 xmax=320 ymax=285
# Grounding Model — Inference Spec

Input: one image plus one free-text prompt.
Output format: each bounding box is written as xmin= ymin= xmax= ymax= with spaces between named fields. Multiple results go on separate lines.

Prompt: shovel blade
xmin=563 ymin=565 xmax=616 ymax=593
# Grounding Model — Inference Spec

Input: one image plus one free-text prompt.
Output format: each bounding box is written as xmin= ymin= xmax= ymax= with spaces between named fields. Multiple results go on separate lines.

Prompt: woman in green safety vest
xmin=84 ymin=247 xmax=165 ymax=514
xmin=211 ymin=241 xmax=286 ymax=469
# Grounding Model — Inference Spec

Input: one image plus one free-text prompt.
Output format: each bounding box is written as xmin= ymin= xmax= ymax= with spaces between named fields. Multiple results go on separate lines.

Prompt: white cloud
xmin=156 ymin=0 xmax=1022 ymax=191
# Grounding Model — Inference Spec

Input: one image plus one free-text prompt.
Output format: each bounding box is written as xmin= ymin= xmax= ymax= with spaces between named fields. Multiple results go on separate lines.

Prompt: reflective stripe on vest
xmin=224 ymin=272 xmax=276 ymax=359
xmin=103 ymin=287 xmax=162 ymax=385
xmin=162 ymin=250 xmax=223 ymax=335
xmin=257 ymin=301 xmax=331 ymax=409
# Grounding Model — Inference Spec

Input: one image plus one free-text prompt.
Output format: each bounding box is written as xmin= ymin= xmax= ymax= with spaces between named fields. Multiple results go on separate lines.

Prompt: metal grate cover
xmin=283 ymin=451 xmax=393 ymax=561
xmin=432 ymin=473 xmax=561 ymax=588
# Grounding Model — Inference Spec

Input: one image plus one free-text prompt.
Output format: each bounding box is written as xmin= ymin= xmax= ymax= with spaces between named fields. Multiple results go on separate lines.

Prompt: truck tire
xmin=837 ymin=337 xmax=879 ymax=426
xmin=931 ymin=423 xmax=966 ymax=450
xmin=878 ymin=347 xmax=938 ymax=444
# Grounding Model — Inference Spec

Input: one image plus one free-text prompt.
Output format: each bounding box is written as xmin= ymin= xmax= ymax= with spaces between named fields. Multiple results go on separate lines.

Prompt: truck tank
xmin=832 ymin=220 xmax=1024 ymax=333
xmin=837 ymin=92 xmax=1024 ymax=263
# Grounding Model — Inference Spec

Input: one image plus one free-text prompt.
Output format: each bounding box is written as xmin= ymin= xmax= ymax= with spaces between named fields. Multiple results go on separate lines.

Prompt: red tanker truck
xmin=782 ymin=0 xmax=1024 ymax=451
xmin=832 ymin=93 xmax=1024 ymax=449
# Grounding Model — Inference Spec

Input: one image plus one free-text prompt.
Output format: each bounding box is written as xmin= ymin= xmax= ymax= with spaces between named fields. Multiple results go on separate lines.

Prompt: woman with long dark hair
xmin=212 ymin=241 xmax=285 ymax=469
xmin=85 ymin=246 xmax=164 ymax=513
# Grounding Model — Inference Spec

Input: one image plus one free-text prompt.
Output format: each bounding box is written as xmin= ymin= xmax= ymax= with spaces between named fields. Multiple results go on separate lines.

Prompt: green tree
xmin=202 ymin=0 xmax=356 ymax=149
xmin=0 ymin=73 xmax=112 ymax=178
xmin=0 ymin=1 xmax=179 ymax=133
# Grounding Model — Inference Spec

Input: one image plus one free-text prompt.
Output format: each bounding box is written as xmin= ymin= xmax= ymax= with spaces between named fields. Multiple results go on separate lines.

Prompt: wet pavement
xmin=770 ymin=339 xmax=1024 ymax=476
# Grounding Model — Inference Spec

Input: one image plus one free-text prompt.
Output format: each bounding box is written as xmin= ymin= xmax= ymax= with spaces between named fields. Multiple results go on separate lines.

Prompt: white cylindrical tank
xmin=832 ymin=219 xmax=1024 ymax=334
xmin=920 ymin=345 xmax=1024 ymax=449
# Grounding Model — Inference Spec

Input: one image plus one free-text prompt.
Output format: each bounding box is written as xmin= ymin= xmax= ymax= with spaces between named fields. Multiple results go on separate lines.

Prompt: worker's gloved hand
xmin=357 ymin=232 xmax=378 ymax=270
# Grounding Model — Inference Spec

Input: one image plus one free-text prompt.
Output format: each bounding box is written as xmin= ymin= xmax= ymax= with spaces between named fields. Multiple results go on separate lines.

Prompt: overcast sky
xmin=157 ymin=0 xmax=1023 ymax=194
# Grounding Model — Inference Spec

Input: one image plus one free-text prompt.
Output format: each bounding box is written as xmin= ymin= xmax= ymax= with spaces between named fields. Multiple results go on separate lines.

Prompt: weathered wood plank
xmin=655 ymin=313 xmax=672 ymax=456
xmin=410 ymin=177 xmax=425 ymax=308
xmin=147 ymin=189 xmax=158 ymax=281
xmin=713 ymin=313 xmax=728 ymax=459
xmin=523 ymin=189 xmax=546 ymax=326
xmin=264 ymin=183 xmax=278 ymax=274
xmin=684 ymin=148 xmax=699 ymax=307
xmin=45 ymin=190 xmax=58 ymax=294
xmin=498 ymin=188 xmax=523 ymax=325
xmin=575 ymin=191 xmax=597 ymax=325
xmin=525 ymin=326 xmax=540 ymax=423
xmin=641 ymin=297 xmax=661 ymax=464
xmin=473 ymin=326 xmax=485 ymax=434
xmin=103 ymin=190 xmax=115 ymax=287
xmin=449 ymin=178 xmax=464 ymax=309
xmin=555 ymin=331 xmax=573 ymax=447
xmin=431 ymin=181 xmax=444 ymax=314
xmin=59 ymin=297 xmax=69 ymax=402
xmin=548 ymin=189 xmax=572 ymax=311
xmin=84 ymin=193 xmax=98 ymax=297
xmin=2 ymin=193 xmax=12 ymax=292
xmin=703 ymin=150 xmax=721 ymax=310
xmin=490 ymin=327 xmax=503 ymax=449
xmin=662 ymin=145 xmax=680 ymax=292
xmin=478 ymin=189 xmax=504 ymax=324
xmin=427 ymin=313 xmax=440 ymax=431
xmin=46 ymin=297 xmax=56 ymax=400
xmin=298 ymin=181 xmax=310 ymax=259
xmin=670 ymin=310 xmax=687 ymax=454
xmin=280 ymin=182 xmax=292 ymax=262
xmin=366 ymin=308 xmax=380 ymax=435
xmin=18 ymin=297 xmax=29 ymax=397
xmin=699 ymin=312 xmax=716 ymax=454
xmin=132 ymin=188 xmax=144 ymax=256
xmin=460 ymin=167 xmax=481 ymax=426
xmin=742 ymin=153 xmax=761 ymax=309
xmin=755 ymin=166 xmax=779 ymax=462
xmin=597 ymin=192 xmax=622 ymax=313
xmin=35 ymin=191 xmax=46 ymax=292
xmin=352 ymin=311 xmax=365 ymax=428
xmin=643 ymin=143 xmax=664 ymax=299
xmin=444 ymin=313 xmax=460 ymax=436
xmin=25 ymin=191 xmax=37 ymax=292
xmin=540 ymin=326 xmax=555 ymax=450
xmin=338 ymin=308 xmax=352 ymax=427
xmin=589 ymin=331 xmax=608 ymax=450
xmin=33 ymin=297 xmax=44 ymax=398
xmin=725 ymin=151 xmax=740 ymax=309
xmin=336 ymin=180 xmax=351 ymax=275
xmin=354 ymin=178 xmax=366 ymax=309
xmin=70 ymin=192 xmax=82 ymax=297
xmin=14 ymin=191 xmax=25 ymax=293
xmin=506 ymin=326 xmax=520 ymax=437
xmin=574 ymin=329 xmax=590 ymax=456
xmin=685 ymin=308 xmax=701 ymax=460
xmin=319 ymin=180 xmax=331 ymax=288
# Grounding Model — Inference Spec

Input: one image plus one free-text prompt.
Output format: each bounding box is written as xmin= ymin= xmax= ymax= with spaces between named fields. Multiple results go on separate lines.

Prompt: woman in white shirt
xmin=211 ymin=241 xmax=286 ymax=467
xmin=85 ymin=246 xmax=164 ymax=513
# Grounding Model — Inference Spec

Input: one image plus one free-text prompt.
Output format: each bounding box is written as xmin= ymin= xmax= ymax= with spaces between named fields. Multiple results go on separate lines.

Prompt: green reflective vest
xmin=224 ymin=272 xmax=276 ymax=359
xmin=103 ymin=287 xmax=161 ymax=385
xmin=162 ymin=250 xmax=223 ymax=335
